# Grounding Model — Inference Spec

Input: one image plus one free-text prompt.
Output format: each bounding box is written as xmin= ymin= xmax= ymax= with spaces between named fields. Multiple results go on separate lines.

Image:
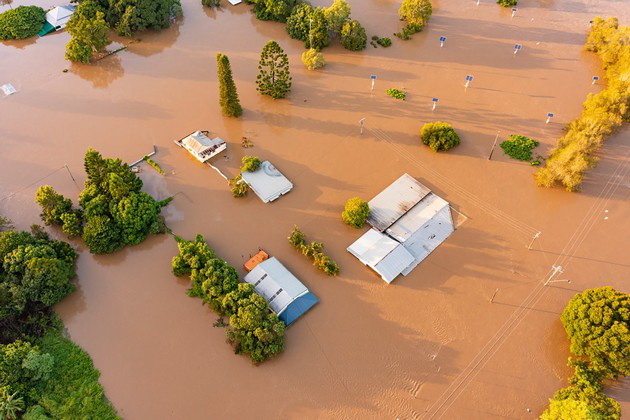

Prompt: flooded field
xmin=1 ymin=0 xmax=629 ymax=418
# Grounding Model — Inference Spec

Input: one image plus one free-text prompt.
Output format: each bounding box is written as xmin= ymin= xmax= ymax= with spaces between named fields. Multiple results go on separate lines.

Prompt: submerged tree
xmin=108 ymin=0 xmax=183 ymax=36
xmin=342 ymin=197 xmax=370 ymax=228
xmin=65 ymin=2 xmax=111 ymax=63
xmin=323 ymin=0 xmax=350 ymax=36
xmin=256 ymin=40 xmax=292 ymax=99
xmin=301 ymin=48 xmax=325 ymax=70
xmin=398 ymin=0 xmax=432 ymax=38
xmin=340 ymin=19 xmax=366 ymax=51
xmin=216 ymin=53 xmax=242 ymax=117
xmin=286 ymin=2 xmax=313 ymax=42
xmin=421 ymin=121 xmax=460 ymax=152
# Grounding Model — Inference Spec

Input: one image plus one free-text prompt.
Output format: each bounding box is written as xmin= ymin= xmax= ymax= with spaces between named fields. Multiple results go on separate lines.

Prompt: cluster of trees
xmin=288 ymin=226 xmax=340 ymax=276
xmin=420 ymin=122 xmax=461 ymax=152
xmin=535 ymin=17 xmax=629 ymax=191
xmin=0 ymin=5 xmax=45 ymax=40
xmin=35 ymin=149 xmax=169 ymax=254
xmin=342 ymin=197 xmax=369 ymax=228
xmin=286 ymin=0 xmax=367 ymax=52
xmin=396 ymin=0 xmax=432 ymax=40
xmin=172 ymin=235 xmax=286 ymax=363
xmin=542 ymin=287 xmax=629 ymax=419
xmin=229 ymin=156 xmax=262 ymax=197
xmin=0 ymin=222 xmax=117 ymax=419
xmin=65 ymin=0 xmax=182 ymax=62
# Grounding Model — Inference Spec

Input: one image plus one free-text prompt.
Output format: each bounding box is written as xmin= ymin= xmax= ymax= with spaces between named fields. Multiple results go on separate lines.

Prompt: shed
xmin=175 ymin=130 xmax=227 ymax=163
xmin=244 ymin=250 xmax=269 ymax=272
xmin=241 ymin=161 xmax=293 ymax=203
xmin=367 ymin=173 xmax=431 ymax=232
xmin=244 ymin=257 xmax=318 ymax=326
xmin=228 ymin=0 xmax=242 ymax=4
xmin=347 ymin=229 xmax=416 ymax=283
xmin=38 ymin=5 xmax=76 ymax=36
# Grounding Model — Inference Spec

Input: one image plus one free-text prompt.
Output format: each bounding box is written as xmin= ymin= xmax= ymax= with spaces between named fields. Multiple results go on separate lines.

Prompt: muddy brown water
xmin=1 ymin=0 xmax=629 ymax=418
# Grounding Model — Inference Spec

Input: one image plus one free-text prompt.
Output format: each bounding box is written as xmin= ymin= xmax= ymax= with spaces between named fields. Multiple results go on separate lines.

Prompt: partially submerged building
xmin=244 ymin=257 xmax=318 ymax=326
xmin=175 ymin=130 xmax=227 ymax=163
xmin=38 ymin=5 xmax=76 ymax=36
xmin=241 ymin=161 xmax=293 ymax=203
xmin=347 ymin=174 xmax=454 ymax=283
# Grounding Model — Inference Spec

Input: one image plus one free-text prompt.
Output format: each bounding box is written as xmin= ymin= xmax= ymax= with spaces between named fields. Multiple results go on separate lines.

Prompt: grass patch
xmin=33 ymin=321 xmax=118 ymax=419
xmin=500 ymin=134 xmax=540 ymax=161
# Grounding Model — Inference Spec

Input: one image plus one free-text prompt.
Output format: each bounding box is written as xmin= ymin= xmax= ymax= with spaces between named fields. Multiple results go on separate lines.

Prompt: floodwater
xmin=1 ymin=0 xmax=629 ymax=418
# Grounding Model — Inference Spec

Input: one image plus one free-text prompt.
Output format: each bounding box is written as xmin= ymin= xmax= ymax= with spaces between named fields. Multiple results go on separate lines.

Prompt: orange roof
xmin=244 ymin=250 xmax=269 ymax=272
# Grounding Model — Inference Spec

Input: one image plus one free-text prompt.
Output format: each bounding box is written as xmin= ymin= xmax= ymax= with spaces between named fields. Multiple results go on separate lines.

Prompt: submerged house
xmin=347 ymin=174 xmax=455 ymax=283
xmin=241 ymin=161 xmax=293 ymax=203
xmin=244 ymin=257 xmax=318 ymax=326
xmin=38 ymin=6 xmax=76 ymax=36
xmin=175 ymin=130 xmax=227 ymax=163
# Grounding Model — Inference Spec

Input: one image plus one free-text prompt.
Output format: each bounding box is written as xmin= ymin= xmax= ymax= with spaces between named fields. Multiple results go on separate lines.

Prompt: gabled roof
xmin=45 ymin=5 xmax=75 ymax=25
xmin=182 ymin=131 xmax=225 ymax=156
xmin=386 ymin=193 xmax=450 ymax=243
xmin=367 ymin=173 xmax=431 ymax=232
xmin=241 ymin=161 xmax=293 ymax=203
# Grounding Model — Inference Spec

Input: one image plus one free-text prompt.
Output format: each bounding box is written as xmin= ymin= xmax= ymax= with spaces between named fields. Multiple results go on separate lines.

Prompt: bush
xmin=500 ymin=135 xmax=540 ymax=161
xmin=561 ymin=287 xmax=629 ymax=377
xmin=420 ymin=122 xmax=461 ymax=152
xmin=397 ymin=0 xmax=431 ymax=39
xmin=342 ymin=197 xmax=369 ymax=228
xmin=240 ymin=156 xmax=261 ymax=172
xmin=172 ymin=235 xmax=285 ymax=363
xmin=340 ymin=19 xmax=367 ymax=51
xmin=535 ymin=17 xmax=630 ymax=191
xmin=228 ymin=175 xmax=248 ymax=197
xmin=386 ymin=88 xmax=406 ymax=100
xmin=143 ymin=156 xmax=165 ymax=175
xmin=377 ymin=37 xmax=392 ymax=47
xmin=301 ymin=48 xmax=325 ymax=70
xmin=0 ymin=6 xmax=46 ymax=40
xmin=497 ymin=0 xmax=517 ymax=6
xmin=288 ymin=226 xmax=340 ymax=276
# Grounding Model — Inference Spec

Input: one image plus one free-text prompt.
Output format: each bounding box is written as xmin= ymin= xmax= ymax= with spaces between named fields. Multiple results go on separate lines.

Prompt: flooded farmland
xmin=1 ymin=0 xmax=629 ymax=418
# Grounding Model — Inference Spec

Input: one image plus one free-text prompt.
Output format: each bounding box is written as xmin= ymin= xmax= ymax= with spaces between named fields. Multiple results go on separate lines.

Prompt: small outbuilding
xmin=348 ymin=173 xmax=455 ymax=283
xmin=241 ymin=161 xmax=293 ymax=203
xmin=244 ymin=257 xmax=318 ymax=326
xmin=228 ymin=0 xmax=242 ymax=4
xmin=174 ymin=130 xmax=227 ymax=163
xmin=38 ymin=5 xmax=76 ymax=36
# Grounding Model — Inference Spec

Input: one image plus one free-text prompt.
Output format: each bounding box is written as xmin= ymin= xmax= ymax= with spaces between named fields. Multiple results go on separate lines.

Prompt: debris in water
xmin=1 ymin=83 xmax=17 ymax=96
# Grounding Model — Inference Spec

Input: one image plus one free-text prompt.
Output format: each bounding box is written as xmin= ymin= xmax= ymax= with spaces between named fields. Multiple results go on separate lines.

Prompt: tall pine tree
xmin=256 ymin=40 xmax=292 ymax=99
xmin=216 ymin=53 xmax=243 ymax=117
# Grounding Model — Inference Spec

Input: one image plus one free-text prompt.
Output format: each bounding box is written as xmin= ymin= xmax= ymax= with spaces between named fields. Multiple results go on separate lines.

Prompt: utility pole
xmin=544 ymin=265 xmax=567 ymax=286
xmin=527 ymin=231 xmax=541 ymax=250
xmin=488 ymin=131 xmax=500 ymax=160
xmin=359 ymin=118 xmax=366 ymax=135
xmin=309 ymin=18 xmax=313 ymax=48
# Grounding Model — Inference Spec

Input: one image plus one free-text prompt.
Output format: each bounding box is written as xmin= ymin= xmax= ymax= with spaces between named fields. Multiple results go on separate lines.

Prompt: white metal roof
xmin=241 ymin=161 xmax=293 ymax=203
xmin=228 ymin=0 xmax=242 ymax=4
xmin=347 ymin=229 xmax=416 ymax=283
xmin=386 ymin=193 xmax=450 ymax=243
xmin=367 ymin=173 xmax=431 ymax=232
xmin=45 ymin=5 xmax=75 ymax=26
xmin=244 ymin=257 xmax=307 ymax=315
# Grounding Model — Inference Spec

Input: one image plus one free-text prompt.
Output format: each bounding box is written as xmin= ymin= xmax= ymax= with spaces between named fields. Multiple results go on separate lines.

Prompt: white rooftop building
xmin=176 ymin=131 xmax=227 ymax=163
xmin=241 ymin=161 xmax=293 ymax=203
xmin=38 ymin=5 xmax=76 ymax=36
xmin=244 ymin=257 xmax=318 ymax=326
xmin=348 ymin=174 xmax=455 ymax=283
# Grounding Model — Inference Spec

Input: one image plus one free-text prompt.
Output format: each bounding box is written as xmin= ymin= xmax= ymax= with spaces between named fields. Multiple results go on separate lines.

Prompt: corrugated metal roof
xmin=386 ymin=193 xmax=450 ymax=243
xmin=367 ymin=173 xmax=431 ymax=232
xmin=241 ymin=161 xmax=293 ymax=203
xmin=243 ymin=257 xmax=308 ymax=315
xmin=347 ymin=229 xmax=416 ymax=283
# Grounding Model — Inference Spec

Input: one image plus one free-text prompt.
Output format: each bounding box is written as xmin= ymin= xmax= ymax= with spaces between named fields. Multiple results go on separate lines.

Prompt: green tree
xmin=240 ymin=156 xmax=261 ymax=172
xmin=34 ymin=187 xmax=75 ymax=227
xmin=65 ymin=3 xmax=111 ymax=63
xmin=81 ymin=215 xmax=122 ymax=254
xmin=0 ymin=216 xmax=13 ymax=232
xmin=0 ymin=389 xmax=25 ymax=420
xmin=497 ymin=0 xmax=517 ymax=6
xmin=323 ymin=0 xmax=350 ymax=35
xmin=108 ymin=0 xmax=182 ymax=36
xmin=561 ymin=287 xmax=629 ymax=377
xmin=301 ymin=48 xmax=325 ymax=70
xmin=398 ymin=0 xmax=432 ymax=37
xmin=251 ymin=0 xmax=298 ymax=23
xmin=286 ymin=2 xmax=313 ymax=42
xmin=342 ymin=197 xmax=370 ymax=228
xmin=256 ymin=40 xmax=292 ymax=99
xmin=216 ymin=53 xmax=243 ymax=117
xmin=171 ymin=234 xmax=217 ymax=277
xmin=421 ymin=122 xmax=461 ymax=152
xmin=340 ymin=19 xmax=366 ymax=51
xmin=306 ymin=8 xmax=329 ymax=50
xmin=0 ymin=6 xmax=45 ymax=40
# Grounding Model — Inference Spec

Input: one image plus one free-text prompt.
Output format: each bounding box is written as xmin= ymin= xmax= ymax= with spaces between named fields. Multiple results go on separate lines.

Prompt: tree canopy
xmin=240 ymin=156 xmax=262 ymax=173
xmin=256 ymin=40 xmax=292 ymax=99
xmin=301 ymin=48 xmax=325 ymax=70
xmin=323 ymin=0 xmax=350 ymax=35
xmin=217 ymin=53 xmax=243 ymax=118
xmin=342 ymin=197 xmax=369 ymax=228
xmin=172 ymin=235 xmax=285 ymax=363
xmin=421 ymin=122 xmax=461 ymax=152
xmin=65 ymin=2 xmax=111 ymax=63
xmin=108 ymin=0 xmax=183 ymax=36
xmin=397 ymin=0 xmax=432 ymax=38
xmin=251 ymin=0 xmax=298 ymax=23
xmin=35 ymin=149 xmax=169 ymax=254
xmin=340 ymin=19 xmax=367 ymax=51
xmin=561 ymin=287 xmax=629 ymax=377
xmin=0 ymin=6 xmax=45 ymax=40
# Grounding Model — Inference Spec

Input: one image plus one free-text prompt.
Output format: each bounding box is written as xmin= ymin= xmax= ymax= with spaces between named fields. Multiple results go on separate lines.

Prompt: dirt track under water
xmin=1 ymin=0 xmax=629 ymax=418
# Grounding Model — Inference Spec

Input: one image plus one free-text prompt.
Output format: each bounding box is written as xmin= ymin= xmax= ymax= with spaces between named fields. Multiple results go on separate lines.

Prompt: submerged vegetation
xmin=35 ymin=149 xmax=169 ymax=254
xmin=301 ymin=48 xmax=325 ymax=70
xmin=143 ymin=156 xmax=166 ymax=175
xmin=497 ymin=0 xmax=518 ymax=7
xmin=342 ymin=197 xmax=370 ymax=229
xmin=0 ymin=221 xmax=117 ymax=418
xmin=217 ymin=53 xmax=243 ymax=118
xmin=421 ymin=122 xmax=461 ymax=152
xmin=396 ymin=0 xmax=432 ymax=40
xmin=0 ymin=5 xmax=45 ymax=40
xmin=172 ymin=235 xmax=285 ymax=363
xmin=386 ymin=88 xmax=406 ymax=100
xmin=535 ymin=17 xmax=630 ymax=191
xmin=256 ymin=40 xmax=292 ymax=99
xmin=500 ymin=135 xmax=540 ymax=162
xmin=542 ymin=287 xmax=628 ymax=419
xmin=288 ymin=226 xmax=340 ymax=276
xmin=240 ymin=156 xmax=262 ymax=173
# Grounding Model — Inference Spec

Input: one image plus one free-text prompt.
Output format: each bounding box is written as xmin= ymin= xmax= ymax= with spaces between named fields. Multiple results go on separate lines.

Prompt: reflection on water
xmin=1 ymin=37 xmax=37 ymax=49
xmin=70 ymin=52 xmax=124 ymax=89
xmin=124 ymin=16 xmax=183 ymax=58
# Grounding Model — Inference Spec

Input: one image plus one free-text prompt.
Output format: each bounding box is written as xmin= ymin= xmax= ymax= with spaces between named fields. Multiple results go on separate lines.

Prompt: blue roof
xmin=278 ymin=292 xmax=319 ymax=326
